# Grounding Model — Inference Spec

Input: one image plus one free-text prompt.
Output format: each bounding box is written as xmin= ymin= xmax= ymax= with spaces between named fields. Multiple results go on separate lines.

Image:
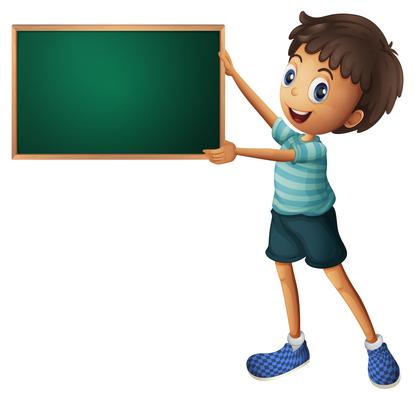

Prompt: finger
xmin=219 ymin=51 xmax=229 ymax=65
xmin=204 ymin=147 xmax=223 ymax=153
xmin=209 ymin=148 xmax=224 ymax=155
xmin=211 ymin=153 xmax=224 ymax=159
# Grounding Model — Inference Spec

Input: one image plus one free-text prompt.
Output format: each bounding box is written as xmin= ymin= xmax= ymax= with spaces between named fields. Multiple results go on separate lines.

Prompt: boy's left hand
xmin=203 ymin=140 xmax=237 ymax=164
xmin=219 ymin=50 xmax=235 ymax=76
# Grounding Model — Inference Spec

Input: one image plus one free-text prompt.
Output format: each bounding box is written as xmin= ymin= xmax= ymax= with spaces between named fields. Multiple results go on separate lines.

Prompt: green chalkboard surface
xmin=12 ymin=25 xmax=224 ymax=159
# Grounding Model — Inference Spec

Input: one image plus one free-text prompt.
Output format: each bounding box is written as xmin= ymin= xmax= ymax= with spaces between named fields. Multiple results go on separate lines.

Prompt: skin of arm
xmin=203 ymin=51 xmax=291 ymax=164
xmin=220 ymin=51 xmax=277 ymax=127
xmin=203 ymin=141 xmax=295 ymax=164
xmin=236 ymin=147 xmax=295 ymax=162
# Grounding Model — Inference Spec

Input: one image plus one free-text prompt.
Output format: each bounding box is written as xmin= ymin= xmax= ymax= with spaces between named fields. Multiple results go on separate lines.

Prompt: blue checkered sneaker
xmin=367 ymin=342 xmax=400 ymax=388
xmin=246 ymin=340 xmax=310 ymax=380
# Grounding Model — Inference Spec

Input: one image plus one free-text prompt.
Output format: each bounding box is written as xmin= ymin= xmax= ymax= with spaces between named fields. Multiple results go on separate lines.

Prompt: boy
xmin=203 ymin=11 xmax=403 ymax=388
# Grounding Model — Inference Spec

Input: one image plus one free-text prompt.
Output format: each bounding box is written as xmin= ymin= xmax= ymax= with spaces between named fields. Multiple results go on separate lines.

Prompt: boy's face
xmin=280 ymin=44 xmax=363 ymax=135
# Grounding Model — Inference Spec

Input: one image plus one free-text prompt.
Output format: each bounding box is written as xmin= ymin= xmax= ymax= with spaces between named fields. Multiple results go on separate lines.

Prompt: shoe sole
xmin=370 ymin=374 xmax=401 ymax=389
xmin=248 ymin=359 xmax=310 ymax=381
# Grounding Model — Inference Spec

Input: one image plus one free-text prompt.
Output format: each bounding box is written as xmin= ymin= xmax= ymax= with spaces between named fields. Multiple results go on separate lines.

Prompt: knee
xmin=331 ymin=279 xmax=346 ymax=293
xmin=324 ymin=265 xmax=346 ymax=292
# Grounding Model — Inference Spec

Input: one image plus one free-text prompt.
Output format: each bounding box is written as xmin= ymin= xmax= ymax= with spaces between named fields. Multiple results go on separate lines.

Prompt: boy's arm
xmin=203 ymin=141 xmax=295 ymax=164
xmin=220 ymin=51 xmax=277 ymax=128
xmin=236 ymin=147 xmax=295 ymax=162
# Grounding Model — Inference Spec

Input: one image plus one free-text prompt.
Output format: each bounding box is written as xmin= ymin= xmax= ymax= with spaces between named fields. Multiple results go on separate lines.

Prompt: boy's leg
xmin=324 ymin=264 xmax=377 ymax=343
xmin=275 ymin=261 xmax=301 ymax=339
xmin=325 ymin=263 xmax=400 ymax=387
xmin=246 ymin=261 xmax=309 ymax=379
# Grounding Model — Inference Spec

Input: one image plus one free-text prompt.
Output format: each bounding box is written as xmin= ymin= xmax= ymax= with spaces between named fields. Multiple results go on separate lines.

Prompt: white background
xmin=1 ymin=0 xmax=414 ymax=399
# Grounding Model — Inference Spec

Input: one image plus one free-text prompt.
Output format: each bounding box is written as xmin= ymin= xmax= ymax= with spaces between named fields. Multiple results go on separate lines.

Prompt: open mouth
xmin=289 ymin=107 xmax=312 ymax=123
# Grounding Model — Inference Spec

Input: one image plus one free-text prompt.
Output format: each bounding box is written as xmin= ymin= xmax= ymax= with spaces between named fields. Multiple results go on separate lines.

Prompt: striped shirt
xmin=272 ymin=117 xmax=335 ymax=216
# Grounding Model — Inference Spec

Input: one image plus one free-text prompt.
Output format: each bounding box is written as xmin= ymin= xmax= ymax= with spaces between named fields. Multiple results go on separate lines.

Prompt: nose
xmin=291 ymin=87 xmax=299 ymax=96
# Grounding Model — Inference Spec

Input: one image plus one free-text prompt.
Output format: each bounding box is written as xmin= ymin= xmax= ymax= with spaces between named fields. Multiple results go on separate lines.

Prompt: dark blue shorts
xmin=265 ymin=207 xmax=347 ymax=269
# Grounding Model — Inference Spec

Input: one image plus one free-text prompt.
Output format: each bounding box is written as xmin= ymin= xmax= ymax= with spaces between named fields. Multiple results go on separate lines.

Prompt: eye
xmin=308 ymin=77 xmax=329 ymax=103
xmin=282 ymin=64 xmax=296 ymax=87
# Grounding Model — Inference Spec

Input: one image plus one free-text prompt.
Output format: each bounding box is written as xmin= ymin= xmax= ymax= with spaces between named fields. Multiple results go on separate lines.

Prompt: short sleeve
xmin=272 ymin=117 xmax=296 ymax=145
xmin=292 ymin=141 xmax=327 ymax=163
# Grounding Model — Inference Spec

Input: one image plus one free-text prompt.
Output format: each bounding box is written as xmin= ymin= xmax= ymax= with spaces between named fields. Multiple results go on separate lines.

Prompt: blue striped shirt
xmin=272 ymin=117 xmax=335 ymax=216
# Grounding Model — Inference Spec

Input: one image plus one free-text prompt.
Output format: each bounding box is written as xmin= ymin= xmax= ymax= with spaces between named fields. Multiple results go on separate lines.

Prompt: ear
xmin=344 ymin=109 xmax=364 ymax=129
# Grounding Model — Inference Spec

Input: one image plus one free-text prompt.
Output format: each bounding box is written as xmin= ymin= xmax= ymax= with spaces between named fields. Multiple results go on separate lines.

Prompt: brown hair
xmin=288 ymin=11 xmax=404 ymax=133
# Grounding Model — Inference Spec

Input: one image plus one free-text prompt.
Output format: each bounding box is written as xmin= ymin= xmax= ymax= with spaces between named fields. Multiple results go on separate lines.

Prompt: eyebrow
xmin=318 ymin=67 xmax=334 ymax=80
xmin=289 ymin=54 xmax=302 ymax=63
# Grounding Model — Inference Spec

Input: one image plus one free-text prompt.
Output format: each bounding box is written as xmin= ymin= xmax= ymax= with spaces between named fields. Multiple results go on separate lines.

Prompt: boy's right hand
xmin=203 ymin=140 xmax=237 ymax=164
xmin=219 ymin=50 xmax=235 ymax=76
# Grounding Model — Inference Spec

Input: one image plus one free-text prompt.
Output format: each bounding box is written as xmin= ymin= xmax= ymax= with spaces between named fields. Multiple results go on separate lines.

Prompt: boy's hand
xmin=203 ymin=140 xmax=237 ymax=164
xmin=219 ymin=50 xmax=235 ymax=76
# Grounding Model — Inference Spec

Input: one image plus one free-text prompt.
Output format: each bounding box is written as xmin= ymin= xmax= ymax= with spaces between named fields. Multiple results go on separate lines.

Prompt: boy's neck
xmin=301 ymin=133 xmax=316 ymax=142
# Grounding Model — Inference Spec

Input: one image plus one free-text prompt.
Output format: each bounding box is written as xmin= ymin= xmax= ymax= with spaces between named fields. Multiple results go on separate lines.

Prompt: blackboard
xmin=12 ymin=25 xmax=225 ymax=159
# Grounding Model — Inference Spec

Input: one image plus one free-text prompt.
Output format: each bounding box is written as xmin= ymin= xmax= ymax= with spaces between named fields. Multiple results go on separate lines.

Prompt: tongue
xmin=290 ymin=108 xmax=311 ymax=123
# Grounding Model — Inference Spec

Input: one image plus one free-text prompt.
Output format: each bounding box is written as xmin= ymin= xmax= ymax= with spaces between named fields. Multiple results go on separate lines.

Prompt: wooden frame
xmin=12 ymin=24 xmax=225 ymax=160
